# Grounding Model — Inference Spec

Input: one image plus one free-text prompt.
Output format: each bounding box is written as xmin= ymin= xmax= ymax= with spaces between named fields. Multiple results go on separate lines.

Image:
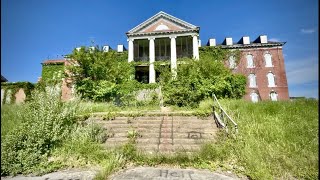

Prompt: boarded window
xmin=264 ymin=53 xmax=273 ymax=67
xmin=248 ymin=74 xmax=257 ymax=87
xmin=270 ymin=91 xmax=278 ymax=101
xmin=250 ymin=92 xmax=259 ymax=103
xmin=267 ymin=72 xmax=275 ymax=87
xmin=247 ymin=54 xmax=254 ymax=68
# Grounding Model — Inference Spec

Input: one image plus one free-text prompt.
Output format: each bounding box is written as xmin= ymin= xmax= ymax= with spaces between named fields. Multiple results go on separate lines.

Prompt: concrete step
xmin=104 ymin=124 xmax=161 ymax=129
xmin=159 ymin=144 xmax=203 ymax=151
xmin=109 ymin=132 xmax=215 ymax=139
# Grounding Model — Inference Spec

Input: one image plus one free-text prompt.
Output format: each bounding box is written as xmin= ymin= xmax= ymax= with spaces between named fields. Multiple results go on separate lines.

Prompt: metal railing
xmin=212 ymin=93 xmax=238 ymax=134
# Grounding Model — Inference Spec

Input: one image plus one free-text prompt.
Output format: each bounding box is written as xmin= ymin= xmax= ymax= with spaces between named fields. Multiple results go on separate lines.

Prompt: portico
xmin=126 ymin=11 xmax=200 ymax=83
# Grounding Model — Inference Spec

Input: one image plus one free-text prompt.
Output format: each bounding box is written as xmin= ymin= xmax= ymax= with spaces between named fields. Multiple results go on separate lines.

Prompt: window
xmin=248 ymin=74 xmax=257 ymax=87
xmin=246 ymin=54 xmax=254 ymax=68
xmin=270 ymin=91 xmax=278 ymax=101
xmin=264 ymin=53 xmax=273 ymax=67
xmin=250 ymin=92 xmax=259 ymax=103
xmin=267 ymin=72 xmax=275 ymax=87
xmin=229 ymin=56 xmax=236 ymax=69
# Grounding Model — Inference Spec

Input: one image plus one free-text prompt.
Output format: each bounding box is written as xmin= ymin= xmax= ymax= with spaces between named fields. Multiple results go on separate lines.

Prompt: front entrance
xmin=135 ymin=66 xmax=149 ymax=83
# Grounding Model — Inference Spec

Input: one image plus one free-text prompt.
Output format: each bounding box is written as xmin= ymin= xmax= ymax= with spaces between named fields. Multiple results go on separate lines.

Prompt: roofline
xmin=215 ymin=42 xmax=286 ymax=49
xmin=127 ymin=11 xmax=198 ymax=34
xmin=126 ymin=28 xmax=199 ymax=37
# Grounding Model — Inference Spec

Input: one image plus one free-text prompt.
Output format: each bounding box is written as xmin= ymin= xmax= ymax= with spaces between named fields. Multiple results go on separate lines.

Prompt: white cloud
xmin=286 ymin=56 xmax=319 ymax=85
xmin=300 ymin=28 xmax=317 ymax=34
xmin=269 ymin=38 xmax=280 ymax=42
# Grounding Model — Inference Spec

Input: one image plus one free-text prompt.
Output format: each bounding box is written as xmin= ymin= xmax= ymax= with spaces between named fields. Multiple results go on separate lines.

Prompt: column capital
xmin=192 ymin=34 xmax=199 ymax=37
xmin=148 ymin=37 xmax=155 ymax=41
xmin=170 ymin=36 xmax=177 ymax=39
xmin=127 ymin=38 xmax=134 ymax=42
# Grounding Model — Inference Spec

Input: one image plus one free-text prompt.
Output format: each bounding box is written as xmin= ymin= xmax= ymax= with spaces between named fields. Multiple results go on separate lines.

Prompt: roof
xmin=41 ymin=59 xmax=67 ymax=65
xmin=127 ymin=11 xmax=199 ymax=36
xmin=217 ymin=41 xmax=286 ymax=49
xmin=1 ymin=75 xmax=8 ymax=82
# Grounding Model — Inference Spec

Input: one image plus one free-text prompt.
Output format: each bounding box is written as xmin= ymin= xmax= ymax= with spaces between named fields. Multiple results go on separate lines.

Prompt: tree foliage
xmin=66 ymin=46 xmax=138 ymax=102
xmin=65 ymin=46 xmax=246 ymax=107
xmin=159 ymin=47 xmax=246 ymax=107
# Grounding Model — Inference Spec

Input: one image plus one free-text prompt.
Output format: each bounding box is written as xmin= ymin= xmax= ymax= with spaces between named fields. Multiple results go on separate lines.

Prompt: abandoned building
xmin=40 ymin=11 xmax=289 ymax=102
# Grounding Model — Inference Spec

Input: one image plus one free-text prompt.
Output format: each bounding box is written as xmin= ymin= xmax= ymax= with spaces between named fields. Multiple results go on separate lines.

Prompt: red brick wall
xmin=228 ymin=46 xmax=289 ymax=101
xmin=60 ymin=60 xmax=73 ymax=101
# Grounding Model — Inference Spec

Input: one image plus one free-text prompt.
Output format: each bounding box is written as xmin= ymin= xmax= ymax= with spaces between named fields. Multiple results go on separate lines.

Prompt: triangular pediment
xmin=127 ymin=11 xmax=198 ymax=34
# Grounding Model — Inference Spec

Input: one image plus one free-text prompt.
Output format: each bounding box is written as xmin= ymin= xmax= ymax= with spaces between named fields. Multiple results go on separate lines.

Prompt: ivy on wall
xmin=41 ymin=63 xmax=65 ymax=84
xmin=1 ymin=82 xmax=35 ymax=104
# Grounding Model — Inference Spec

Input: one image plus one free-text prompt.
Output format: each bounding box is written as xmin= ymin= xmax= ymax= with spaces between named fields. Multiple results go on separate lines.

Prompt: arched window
xmin=248 ymin=74 xmax=257 ymax=87
xmin=229 ymin=56 xmax=236 ymax=69
xmin=264 ymin=53 xmax=273 ymax=67
xmin=250 ymin=92 xmax=259 ymax=103
xmin=246 ymin=54 xmax=254 ymax=68
xmin=267 ymin=72 xmax=275 ymax=87
xmin=270 ymin=91 xmax=278 ymax=101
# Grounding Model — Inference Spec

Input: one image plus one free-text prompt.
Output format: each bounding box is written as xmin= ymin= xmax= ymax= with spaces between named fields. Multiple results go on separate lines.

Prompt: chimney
xmin=254 ymin=35 xmax=268 ymax=43
xmin=117 ymin=45 xmax=126 ymax=52
xmin=103 ymin=45 xmax=111 ymax=52
xmin=89 ymin=46 xmax=95 ymax=53
xmin=226 ymin=37 xmax=233 ymax=45
xmin=260 ymin=35 xmax=267 ymax=43
xmin=76 ymin=47 xmax=81 ymax=51
xmin=243 ymin=36 xmax=250 ymax=44
xmin=207 ymin=38 xmax=216 ymax=46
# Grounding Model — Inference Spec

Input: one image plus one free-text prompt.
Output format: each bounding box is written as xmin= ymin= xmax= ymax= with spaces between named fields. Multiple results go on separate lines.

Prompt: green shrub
xmin=1 ymin=87 xmax=80 ymax=175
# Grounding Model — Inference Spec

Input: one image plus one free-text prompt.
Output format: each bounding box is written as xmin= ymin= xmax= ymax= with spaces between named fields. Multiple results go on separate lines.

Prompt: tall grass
xmin=110 ymin=99 xmax=318 ymax=179
xmin=1 ymin=104 xmax=25 ymax=138
xmin=1 ymin=97 xmax=317 ymax=179
xmin=212 ymin=99 xmax=319 ymax=179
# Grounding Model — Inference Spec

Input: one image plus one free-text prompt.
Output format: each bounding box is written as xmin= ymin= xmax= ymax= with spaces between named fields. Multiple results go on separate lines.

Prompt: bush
xmin=1 ymin=87 xmax=80 ymax=175
xmin=161 ymin=53 xmax=246 ymax=107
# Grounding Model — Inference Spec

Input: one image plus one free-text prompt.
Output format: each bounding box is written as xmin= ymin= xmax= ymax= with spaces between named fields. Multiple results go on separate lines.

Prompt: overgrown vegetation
xmin=3 ymin=45 xmax=315 ymax=179
xmin=95 ymin=99 xmax=317 ymax=180
xmin=65 ymin=45 xmax=246 ymax=108
xmin=1 ymin=87 xmax=80 ymax=175
xmin=1 ymin=91 xmax=318 ymax=179
xmin=41 ymin=63 xmax=65 ymax=83
xmin=1 ymin=82 xmax=35 ymax=104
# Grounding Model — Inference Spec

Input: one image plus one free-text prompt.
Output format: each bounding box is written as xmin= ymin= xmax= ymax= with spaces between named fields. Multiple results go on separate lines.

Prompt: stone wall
xmin=1 ymin=88 xmax=27 ymax=105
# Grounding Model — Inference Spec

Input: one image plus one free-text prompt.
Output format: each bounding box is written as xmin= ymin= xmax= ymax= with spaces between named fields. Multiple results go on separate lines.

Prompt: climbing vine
xmin=41 ymin=63 xmax=65 ymax=83
xmin=1 ymin=82 xmax=35 ymax=104
xmin=60 ymin=45 xmax=246 ymax=107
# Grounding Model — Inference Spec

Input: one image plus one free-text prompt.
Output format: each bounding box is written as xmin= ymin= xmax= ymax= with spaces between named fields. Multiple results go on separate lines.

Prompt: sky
xmin=1 ymin=0 xmax=318 ymax=98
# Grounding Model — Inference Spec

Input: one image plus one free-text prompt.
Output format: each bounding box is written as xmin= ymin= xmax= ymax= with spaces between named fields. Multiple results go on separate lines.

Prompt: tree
xmin=66 ymin=46 xmax=135 ymax=101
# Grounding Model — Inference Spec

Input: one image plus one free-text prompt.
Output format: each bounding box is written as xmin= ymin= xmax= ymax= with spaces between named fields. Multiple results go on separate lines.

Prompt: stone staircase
xmin=90 ymin=115 xmax=219 ymax=154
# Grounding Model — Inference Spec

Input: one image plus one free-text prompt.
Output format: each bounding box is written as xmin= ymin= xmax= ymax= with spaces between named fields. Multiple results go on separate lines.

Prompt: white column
xmin=128 ymin=39 xmax=134 ymax=62
xmin=149 ymin=37 xmax=155 ymax=83
xmin=170 ymin=36 xmax=177 ymax=78
xmin=192 ymin=35 xmax=199 ymax=60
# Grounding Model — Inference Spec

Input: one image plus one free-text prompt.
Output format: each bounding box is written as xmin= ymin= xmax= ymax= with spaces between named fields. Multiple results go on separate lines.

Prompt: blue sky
xmin=1 ymin=0 xmax=318 ymax=98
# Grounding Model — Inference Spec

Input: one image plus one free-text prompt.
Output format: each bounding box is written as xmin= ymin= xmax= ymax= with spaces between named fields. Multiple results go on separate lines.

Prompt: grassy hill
xmin=1 ymin=97 xmax=318 ymax=179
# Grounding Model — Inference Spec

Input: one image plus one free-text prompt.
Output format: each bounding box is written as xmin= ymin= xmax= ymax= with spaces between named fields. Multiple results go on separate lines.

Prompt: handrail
xmin=212 ymin=93 xmax=238 ymax=134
